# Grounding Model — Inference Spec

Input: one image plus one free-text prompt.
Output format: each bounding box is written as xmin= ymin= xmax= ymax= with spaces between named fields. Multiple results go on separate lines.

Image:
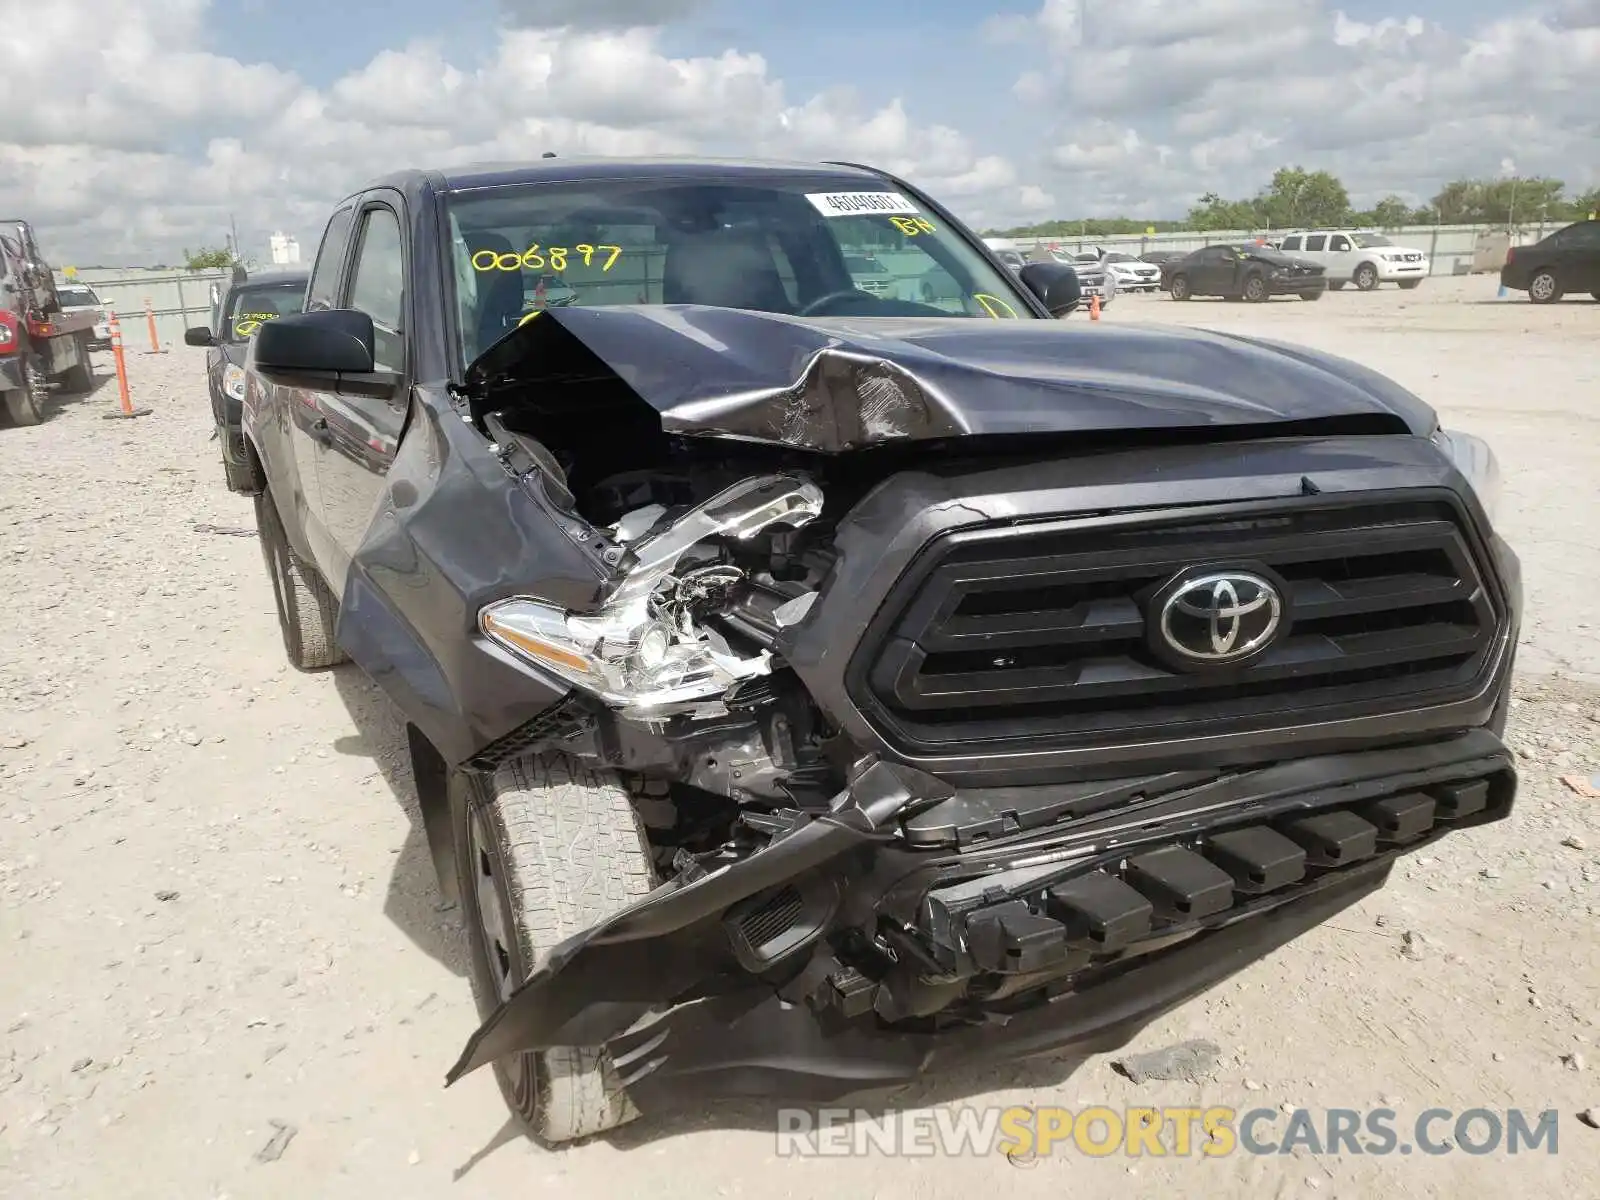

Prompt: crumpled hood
xmin=464 ymin=305 xmax=1436 ymax=453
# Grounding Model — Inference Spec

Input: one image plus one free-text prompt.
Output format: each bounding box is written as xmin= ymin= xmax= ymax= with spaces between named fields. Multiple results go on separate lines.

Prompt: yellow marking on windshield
xmin=232 ymin=312 xmax=283 ymax=337
xmin=973 ymin=293 xmax=1019 ymax=319
xmin=472 ymin=245 xmax=623 ymax=272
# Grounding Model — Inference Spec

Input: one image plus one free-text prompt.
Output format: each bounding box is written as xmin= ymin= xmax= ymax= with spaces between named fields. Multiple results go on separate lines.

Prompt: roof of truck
xmin=355 ymin=156 xmax=894 ymax=199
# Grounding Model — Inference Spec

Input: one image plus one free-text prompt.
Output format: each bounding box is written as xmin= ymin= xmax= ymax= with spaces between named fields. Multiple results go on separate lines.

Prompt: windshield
xmin=56 ymin=286 xmax=99 ymax=307
xmin=445 ymin=175 xmax=1034 ymax=365
xmin=1102 ymin=252 xmax=1137 ymax=263
xmin=1353 ymin=233 xmax=1393 ymax=248
xmin=843 ymin=254 xmax=888 ymax=275
xmin=223 ymin=280 xmax=306 ymax=340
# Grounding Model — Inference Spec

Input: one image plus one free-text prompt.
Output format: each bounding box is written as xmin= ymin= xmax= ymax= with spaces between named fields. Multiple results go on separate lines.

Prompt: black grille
xmin=852 ymin=499 xmax=1501 ymax=753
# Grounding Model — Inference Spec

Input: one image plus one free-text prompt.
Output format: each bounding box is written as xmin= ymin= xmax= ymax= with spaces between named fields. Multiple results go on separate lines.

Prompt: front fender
xmin=331 ymin=393 xmax=614 ymax=765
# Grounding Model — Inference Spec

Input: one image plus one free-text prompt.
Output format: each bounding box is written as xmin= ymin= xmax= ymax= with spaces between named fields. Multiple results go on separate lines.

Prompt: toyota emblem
xmin=1155 ymin=570 xmax=1284 ymax=666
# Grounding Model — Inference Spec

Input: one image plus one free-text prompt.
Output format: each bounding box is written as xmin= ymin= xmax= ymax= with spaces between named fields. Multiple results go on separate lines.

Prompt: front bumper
xmin=1111 ymin=272 xmax=1162 ymax=290
xmin=1269 ymin=274 xmax=1328 ymax=295
xmin=1375 ymin=258 xmax=1429 ymax=280
xmin=449 ymin=729 xmax=1516 ymax=1105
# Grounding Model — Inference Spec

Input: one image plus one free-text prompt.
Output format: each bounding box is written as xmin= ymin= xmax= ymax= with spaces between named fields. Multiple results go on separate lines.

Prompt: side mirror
xmin=184 ymin=326 xmax=215 ymax=347
xmin=1018 ymin=262 xmax=1082 ymax=317
xmin=252 ymin=309 xmax=376 ymax=379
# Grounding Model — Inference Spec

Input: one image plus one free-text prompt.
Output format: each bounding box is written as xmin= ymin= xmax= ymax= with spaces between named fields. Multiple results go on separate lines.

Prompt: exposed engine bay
xmin=473 ymin=421 xmax=875 ymax=877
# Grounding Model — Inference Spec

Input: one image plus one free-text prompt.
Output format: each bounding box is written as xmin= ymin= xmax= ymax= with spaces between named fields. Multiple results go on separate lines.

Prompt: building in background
xmin=269 ymin=232 xmax=301 ymax=265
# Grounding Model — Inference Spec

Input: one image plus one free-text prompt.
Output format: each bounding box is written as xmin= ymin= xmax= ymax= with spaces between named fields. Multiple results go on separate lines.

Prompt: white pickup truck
xmin=1276 ymin=230 xmax=1429 ymax=291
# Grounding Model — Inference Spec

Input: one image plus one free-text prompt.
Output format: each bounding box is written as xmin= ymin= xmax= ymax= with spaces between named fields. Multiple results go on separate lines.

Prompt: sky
xmin=1 ymin=0 xmax=1596 ymax=265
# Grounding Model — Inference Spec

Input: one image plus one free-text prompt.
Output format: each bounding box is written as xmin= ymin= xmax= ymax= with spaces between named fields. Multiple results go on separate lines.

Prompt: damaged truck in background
xmin=232 ymin=157 xmax=1522 ymax=1144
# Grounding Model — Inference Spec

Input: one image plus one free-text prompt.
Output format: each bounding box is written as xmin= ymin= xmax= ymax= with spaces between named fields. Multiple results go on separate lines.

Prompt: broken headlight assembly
xmin=479 ymin=474 xmax=824 ymax=718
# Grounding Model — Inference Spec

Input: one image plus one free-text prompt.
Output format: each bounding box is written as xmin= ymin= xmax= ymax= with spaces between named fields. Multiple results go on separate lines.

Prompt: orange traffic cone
xmin=1090 ymin=292 xmax=1101 ymax=321
xmin=101 ymin=310 xmax=152 ymax=420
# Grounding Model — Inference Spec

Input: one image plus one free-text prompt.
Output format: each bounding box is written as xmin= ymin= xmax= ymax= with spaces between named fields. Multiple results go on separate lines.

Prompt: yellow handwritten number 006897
xmin=472 ymin=244 xmax=623 ymax=272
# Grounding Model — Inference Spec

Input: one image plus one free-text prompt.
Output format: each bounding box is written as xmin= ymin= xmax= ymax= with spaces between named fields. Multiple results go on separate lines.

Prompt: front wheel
xmin=1353 ymin=263 xmax=1380 ymax=291
xmin=454 ymin=753 xmax=657 ymax=1144
xmin=253 ymin=489 xmax=347 ymax=670
xmin=1168 ymin=275 xmax=1191 ymax=300
xmin=2 ymin=388 xmax=42 ymax=427
xmin=1528 ymin=270 xmax=1561 ymax=304
xmin=2 ymin=355 xmax=48 ymax=426
xmin=1243 ymin=274 xmax=1269 ymax=303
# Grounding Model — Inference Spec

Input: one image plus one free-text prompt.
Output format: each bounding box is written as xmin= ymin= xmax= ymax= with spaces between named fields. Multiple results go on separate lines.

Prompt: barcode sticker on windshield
xmin=805 ymin=191 xmax=922 ymax=218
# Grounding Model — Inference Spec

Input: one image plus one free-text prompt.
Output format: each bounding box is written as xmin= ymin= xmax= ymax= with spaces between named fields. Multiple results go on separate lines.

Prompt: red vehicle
xmin=0 ymin=219 xmax=99 ymax=426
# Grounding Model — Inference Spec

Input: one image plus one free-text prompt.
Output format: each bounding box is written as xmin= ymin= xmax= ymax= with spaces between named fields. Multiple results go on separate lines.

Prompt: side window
xmin=1280 ymin=236 xmax=1302 ymax=251
xmin=1304 ymin=235 xmax=1327 ymax=251
xmin=1329 ymin=235 xmax=1351 ymax=251
xmin=306 ymin=206 xmax=355 ymax=312
xmin=1565 ymin=223 xmax=1600 ymax=248
xmin=345 ymin=206 xmax=406 ymax=372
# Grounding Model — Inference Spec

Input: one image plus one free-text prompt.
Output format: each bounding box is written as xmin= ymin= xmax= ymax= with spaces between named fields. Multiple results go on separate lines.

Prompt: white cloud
xmin=0 ymin=1 xmax=1019 ymax=263
xmin=1012 ymin=0 xmax=1600 ymax=216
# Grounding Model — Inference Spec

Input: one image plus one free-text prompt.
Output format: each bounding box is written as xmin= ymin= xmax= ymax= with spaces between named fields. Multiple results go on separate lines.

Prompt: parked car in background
xmin=1051 ymin=251 xmax=1115 ymax=307
xmin=54 ymin=282 xmax=112 ymax=348
xmin=1162 ymin=243 xmax=1327 ymax=302
xmin=844 ymin=253 xmax=894 ymax=297
xmin=981 ymin=237 xmax=1028 ymax=272
xmin=1498 ymin=219 xmax=1600 ymax=304
xmin=1099 ymin=251 xmax=1162 ymax=292
xmin=1276 ymin=230 xmax=1428 ymax=291
xmin=183 ymin=268 xmax=309 ymax=491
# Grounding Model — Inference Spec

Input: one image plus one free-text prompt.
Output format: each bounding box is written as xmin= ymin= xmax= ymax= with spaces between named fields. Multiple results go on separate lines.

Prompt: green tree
xmin=1186 ymin=191 xmax=1262 ymax=231
xmin=1370 ymin=195 xmax=1411 ymax=227
xmin=183 ymin=246 xmax=237 ymax=269
xmin=1430 ymin=177 xmax=1568 ymax=225
xmin=1254 ymin=167 xmax=1350 ymax=229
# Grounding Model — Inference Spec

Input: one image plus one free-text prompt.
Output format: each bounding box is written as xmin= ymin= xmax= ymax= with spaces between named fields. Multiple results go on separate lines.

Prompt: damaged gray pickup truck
xmin=236 ymin=156 xmax=1522 ymax=1144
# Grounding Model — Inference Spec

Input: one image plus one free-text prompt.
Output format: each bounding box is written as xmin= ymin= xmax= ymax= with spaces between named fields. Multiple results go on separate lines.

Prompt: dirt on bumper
xmin=447 ymin=730 xmax=1516 ymax=1105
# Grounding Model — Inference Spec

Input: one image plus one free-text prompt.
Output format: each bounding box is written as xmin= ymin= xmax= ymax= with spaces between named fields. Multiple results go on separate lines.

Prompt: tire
xmin=454 ymin=753 xmax=656 ymax=1144
xmin=1397 ymin=279 xmax=1422 ymax=290
xmin=253 ymin=489 xmax=347 ymax=670
xmin=57 ymin=336 xmax=93 ymax=393
xmin=2 ymin=388 xmax=42 ymax=426
xmin=1591 ymin=291 xmax=1600 ymax=302
xmin=1328 ymin=281 xmax=1347 ymax=291
xmin=2 ymin=354 xmax=47 ymax=426
xmin=1168 ymin=274 xmax=1191 ymax=301
xmin=1528 ymin=270 xmax=1561 ymax=304
xmin=222 ymin=450 xmax=257 ymax=493
xmin=1243 ymin=274 xmax=1269 ymax=303
xmin=1353 ymin=263 xmax=1380 ymax=291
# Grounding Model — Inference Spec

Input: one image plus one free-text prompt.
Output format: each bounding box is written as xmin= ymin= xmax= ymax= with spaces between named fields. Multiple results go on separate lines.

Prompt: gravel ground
xmin=2 ymin=274 xmax=1597 ymax=1198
